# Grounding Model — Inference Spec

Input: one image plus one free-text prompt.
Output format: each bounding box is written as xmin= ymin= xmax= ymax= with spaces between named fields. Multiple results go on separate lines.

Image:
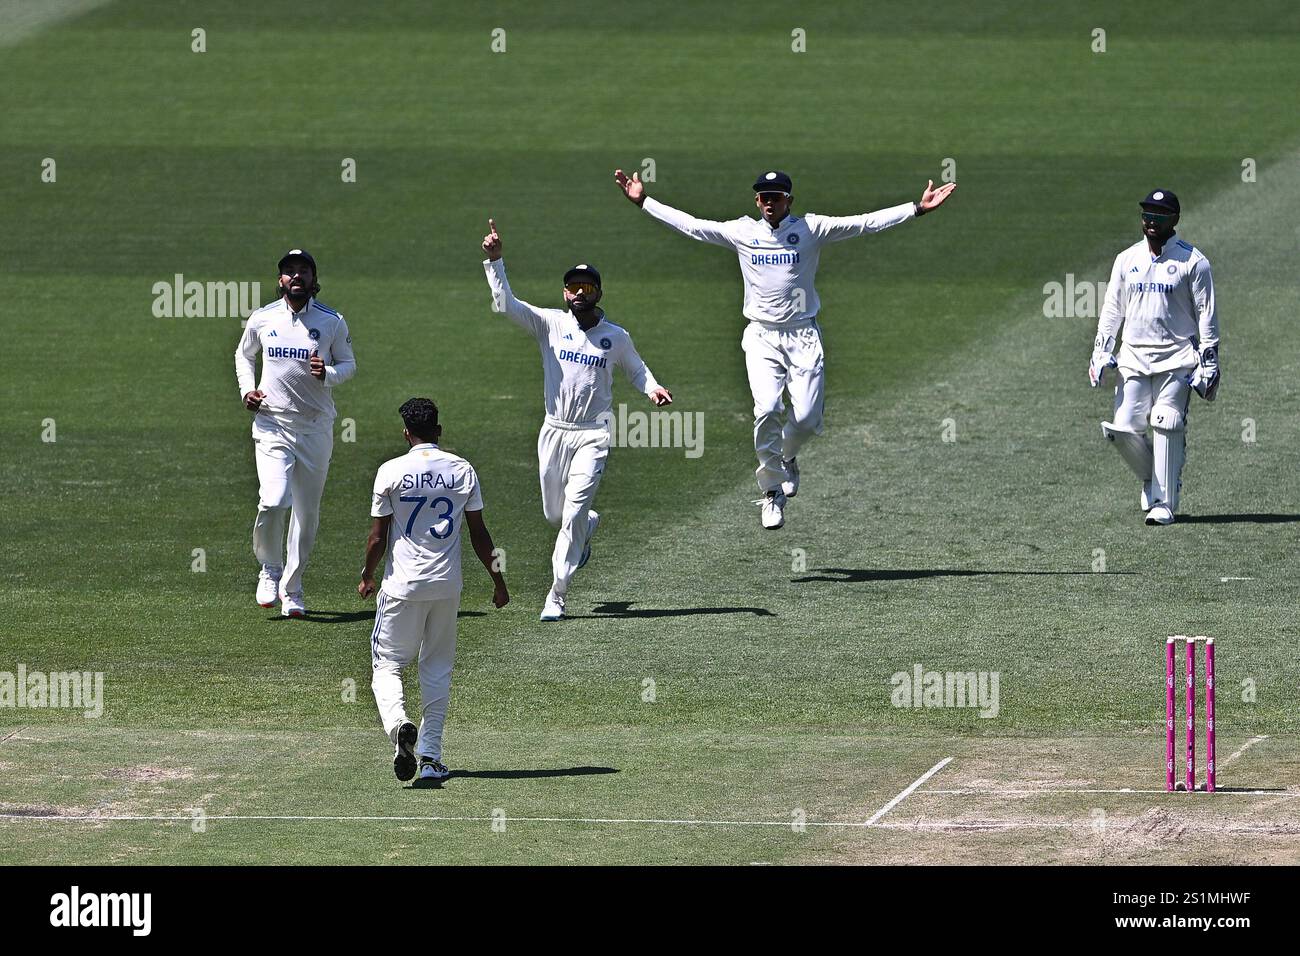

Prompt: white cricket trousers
xmin=251 ymin=417 xmax=333 ymax=597
xmin=537 ymin=420 xmax=608 ymax=596
xmin=742 ymin=320 xmax=826 ymax=492
xmin=370 ymin=590 xmax=459 ymax=761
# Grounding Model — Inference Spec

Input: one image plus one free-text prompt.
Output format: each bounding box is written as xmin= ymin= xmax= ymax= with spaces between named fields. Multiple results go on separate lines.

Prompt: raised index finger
xmin=488 ymin=218 xmax=497 ymax=235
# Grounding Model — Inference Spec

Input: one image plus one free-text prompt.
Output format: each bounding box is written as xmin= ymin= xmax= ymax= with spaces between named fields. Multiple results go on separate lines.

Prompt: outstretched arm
xmin=481 ymin=218 xmax=549 ymax=339
xmin=614 ymin=168 xmax=737 ymax=248
xmin=809 ymin=180 xmax=958 ymax=243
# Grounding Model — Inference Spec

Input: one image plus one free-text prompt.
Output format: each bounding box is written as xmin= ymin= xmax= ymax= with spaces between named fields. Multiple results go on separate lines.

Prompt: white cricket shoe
xmin=1145 ymin=505 xmax=1175 ymax=526
xmin=759 ymin=489 xmax=787 ymax=530
xmin=1140 ymin=481 xmax=1152 ymax=512
xmin=418 ymin=757 xmax=451 ymax=781
xmin=577 ymin=510 xmax=600 ymax=570
xmin=256 ymin=565 xmax=282 ymax=607
xmin=540 ymin=591 xmax=566 ymax=622
xmin=281 ymin=591 xmax=306 ymax=618
xmin=781 ymin=458 xmax=800 ymax=498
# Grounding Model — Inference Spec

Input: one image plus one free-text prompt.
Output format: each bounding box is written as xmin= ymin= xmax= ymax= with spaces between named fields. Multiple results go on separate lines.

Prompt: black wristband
xmin=914 ymin=201 xmax=927 ymax=217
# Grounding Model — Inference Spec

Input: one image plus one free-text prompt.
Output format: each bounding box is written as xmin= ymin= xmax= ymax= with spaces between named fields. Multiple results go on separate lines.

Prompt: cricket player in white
xmin=1090 ymin=189 xmax=1219 ymax=526
xmin=360 ymin=398 xmax=509 ymax=783
xmin=480 ymin=219 xmax=673 ymax=621
xmin=236 ymin=249 xmax=356 ymax=616
xmin=615 ymin=167 xmax=956 ymax=529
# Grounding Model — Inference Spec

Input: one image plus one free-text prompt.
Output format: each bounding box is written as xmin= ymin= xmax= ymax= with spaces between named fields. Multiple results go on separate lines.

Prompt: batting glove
xmin=1088 ymin=350 xmax=1117 ymax=387
xmin=1189 ymin=346 xmax=1220 ymax=402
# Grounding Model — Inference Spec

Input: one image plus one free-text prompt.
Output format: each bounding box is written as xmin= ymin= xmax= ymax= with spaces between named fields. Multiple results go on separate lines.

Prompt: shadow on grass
xmin=794 ymin=568 xmax=1132 ymax=583
xmin=268 ymin=609 xmax=487 ymax=623
xmin=568 ymin=601 xmax=774 ymax=619
xmin=411 ymin=766 xmax=618 ymax=790
xmin=1176 ymin=513 xmax=1300 ymax=525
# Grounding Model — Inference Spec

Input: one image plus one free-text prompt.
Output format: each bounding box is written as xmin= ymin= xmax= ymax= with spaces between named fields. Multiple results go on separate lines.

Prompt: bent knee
xmin=1151 ymin=403 xmax=1186 ymax=432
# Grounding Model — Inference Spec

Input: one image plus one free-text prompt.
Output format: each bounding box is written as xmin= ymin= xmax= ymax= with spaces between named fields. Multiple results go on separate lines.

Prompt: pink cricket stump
xmin=1206 ymin=639 xmax=1216 ymax=792
xmin=1185 ymin=640 xmax=1196 ymax=792
xmin=1165 ymin=638 xmax=1176 ymax=792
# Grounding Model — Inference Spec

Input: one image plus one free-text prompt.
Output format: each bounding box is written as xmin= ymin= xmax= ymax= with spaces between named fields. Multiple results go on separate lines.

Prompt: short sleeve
xmin=371 ymin=467 xmax=394 ymax=518
xmin=465 ymin=466 xmax=484 ymax=512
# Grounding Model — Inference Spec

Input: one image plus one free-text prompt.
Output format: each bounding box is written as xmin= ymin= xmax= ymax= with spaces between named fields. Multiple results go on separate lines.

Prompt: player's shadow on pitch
xmin=1176 ymin=513 xmax=1300 ymax=525
xmin=410 ymin=766 xmax=618 ymax=789
xmin=268 ymin=610 xmax=487 ymax=623
xmin=569 ymin=601 xmax=774 ymax=619
xmin=793 ymin=568 xmax=1127 ymax=583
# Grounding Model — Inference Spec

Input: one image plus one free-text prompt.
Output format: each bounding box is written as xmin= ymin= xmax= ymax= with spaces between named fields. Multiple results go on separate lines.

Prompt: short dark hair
xmin=399 ymin=397 xmax=440 ymax=441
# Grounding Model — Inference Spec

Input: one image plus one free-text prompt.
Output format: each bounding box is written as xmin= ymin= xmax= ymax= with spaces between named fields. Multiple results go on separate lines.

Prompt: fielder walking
xmin=360 ymin=398 xmax=509 ymax=783
xmin=614 ymin=168 xmax=955 ymax=529
xmin=1090 ymin=189 xmax=1218 ymax=525
xmin=481 ymin=219 xmax=672 ymax=621
xmin=236 ymin=249 xmax=356 ymax=616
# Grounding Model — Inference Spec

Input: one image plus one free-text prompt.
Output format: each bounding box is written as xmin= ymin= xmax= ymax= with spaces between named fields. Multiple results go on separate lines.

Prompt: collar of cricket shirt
xmin=284 ymin=296 xmax=314 ymax=319
xmin=410 ymin=442 xmax=439 ymax=451
xmin=765 ymin=213 xmax=795 ymax=233
xmin=1149 ymin=230 xmax=1178 ymax=261
xmin=573 ymin=309 xmax=605 ymax=331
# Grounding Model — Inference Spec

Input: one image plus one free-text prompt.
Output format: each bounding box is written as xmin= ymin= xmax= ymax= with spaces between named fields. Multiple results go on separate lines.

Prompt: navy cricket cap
xmin=563 ymin=263 xmax=601 ymax=287
xmin=753 ymin=170 xmax=793 ymax=194
xmin=1140 ymin=189 xmax=1180 ymax=214
xmin=277 ymin=248 xmax=317 ymax=273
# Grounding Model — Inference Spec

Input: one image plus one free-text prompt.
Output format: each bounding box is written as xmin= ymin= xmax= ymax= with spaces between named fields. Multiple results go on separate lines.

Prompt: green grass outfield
xmin=2 ymin=0 xmax=1298 ymax=864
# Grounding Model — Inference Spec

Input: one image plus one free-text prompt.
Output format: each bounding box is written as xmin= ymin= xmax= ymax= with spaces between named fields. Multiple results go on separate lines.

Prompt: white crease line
xmin=865 ymin=756 xmax=953 ymax=826
xmin=921 ymin=788 xmax=1289 ymax=796
xmin=1222 ymin=735 xmax=1269 ymax=768
xmin=0 ymin=812 xmax=871 ymax=829
xmin=0 ymin=726 xmax=29 ymax=745
xmin=877 ymin=820 xmax=1300 ymax=834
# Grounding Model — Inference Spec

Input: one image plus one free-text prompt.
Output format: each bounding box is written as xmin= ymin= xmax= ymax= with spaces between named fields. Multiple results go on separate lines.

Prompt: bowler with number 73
xmin=359 ymin=398 xmax=509 ymax=784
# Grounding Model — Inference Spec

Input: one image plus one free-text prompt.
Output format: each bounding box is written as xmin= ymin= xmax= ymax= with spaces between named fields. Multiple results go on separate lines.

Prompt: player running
xmin=1090 ymin=189 xmax=1218 ymax=525
xmin=236 ymin=249 xmax=356 ymax=616
xmin=481 ymin=219 xmax=672 ymax=621
xmin=360 ymin=398 xmax=509 ymax=783
xmin=614 ymin=167 xmax=956 ymax=529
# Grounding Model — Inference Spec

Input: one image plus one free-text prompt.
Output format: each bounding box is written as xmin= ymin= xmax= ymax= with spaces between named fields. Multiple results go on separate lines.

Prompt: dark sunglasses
xmin=1141 ymin=211 xmax=1176 ymax=221
xmin=757 ymin=192 xmax=788 ymax=203
xmin=565 ymin=282 xmax=598 ymax=295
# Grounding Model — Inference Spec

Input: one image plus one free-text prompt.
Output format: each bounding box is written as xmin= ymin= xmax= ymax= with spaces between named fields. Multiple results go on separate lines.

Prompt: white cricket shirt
xmin=641 ymin=196 xmax=916 ymax=327
xmin=1098 ymin=233 xmax=1217 ymax=373
xmin=371 ymin=443 xmax=483 ymax=601
xmin=235 ymin=296 xmax=357 ymax=433
xmin=483 ymin=259 xmax=661 ymax=427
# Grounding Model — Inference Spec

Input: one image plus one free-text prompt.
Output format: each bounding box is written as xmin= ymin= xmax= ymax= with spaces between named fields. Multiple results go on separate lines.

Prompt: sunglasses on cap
xmin=565 ymin=281 xmax=598 ymax=295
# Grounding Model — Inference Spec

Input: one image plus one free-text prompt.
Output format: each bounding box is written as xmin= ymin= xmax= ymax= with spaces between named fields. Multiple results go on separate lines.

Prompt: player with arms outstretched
xmin=1090 ymin=190 xmax=1218 ymax=526
xmin=614 ymin=167 xmax=955 ymax=529
xmin=481 ymin=219 xmax=672 ymax=621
